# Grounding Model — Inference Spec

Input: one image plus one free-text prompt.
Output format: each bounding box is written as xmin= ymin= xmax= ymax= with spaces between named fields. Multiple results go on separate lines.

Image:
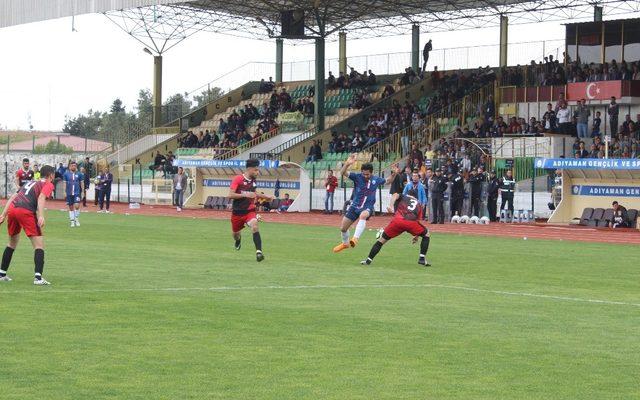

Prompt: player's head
xmin=612 ymin=201 xmax=619 ymax=210
xmin=178 ymin=167 xmax=184 ymax=174
xmin=22 ymin=158 xmax=30 ymax=169
xmin=69 ymin=161 xmax=78 ymax=172
xmin=102 ymin=165 xmax=110 ymax=173
xmin=506 ymin=169 xmax=513 ymax=177
xmin=360 ymin=163 xmax=373 ymax=180
xmin=39 ymin=165 xmax=55 ymax=182
xmin=245 ymin=158 xmax=260 ymax=179
xmin=327 ymin=169 xmax=333 ymax=176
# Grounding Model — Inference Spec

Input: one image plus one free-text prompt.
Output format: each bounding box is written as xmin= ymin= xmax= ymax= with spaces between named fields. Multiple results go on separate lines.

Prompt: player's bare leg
xmin=350 ymin=210 xmax=370 ymax=248
xmin=232 ymin=232 xmax=242 ymax=250
xmin=247 ymin=218 xmax=264 ymax=262
xmin=29 ymin=236 xmax=50 ymax=285
xmin=333 ymin=217 xmax=355 ymax=253
xmin=361 ymin=236 xmax=388 ymax=265
xmin=0 ymin=234 xmax=20 ymax=282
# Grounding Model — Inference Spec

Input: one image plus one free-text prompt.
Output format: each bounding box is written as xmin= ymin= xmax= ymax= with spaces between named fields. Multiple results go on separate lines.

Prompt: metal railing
xmin=215 ymin=126 xmax=283 ymax=160
xmin=267 ymin=127 xmax=316 ymax=156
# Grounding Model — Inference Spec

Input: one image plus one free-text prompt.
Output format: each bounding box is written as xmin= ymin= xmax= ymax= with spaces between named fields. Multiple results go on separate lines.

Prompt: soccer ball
xmin=375 ymin=228 xmax=384 ymax=239
xmin=470 ymin=216 xmax=480 ymax=224
xmin=460 ymin=215 xmax=470 ymax=224
xmin=451 ymin=215 xmax=461 ymax=223
xmin=480 ymin=216 xmax=490 ymax=225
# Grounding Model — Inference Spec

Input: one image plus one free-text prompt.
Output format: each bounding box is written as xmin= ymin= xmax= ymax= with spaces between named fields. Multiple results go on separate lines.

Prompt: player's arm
xmin=340 ymin=153 xmax=357 ymax=178
xmin=256 ymin=192 xmax=273 ymax=201
xmin=387 ymin=192 xmax=400 ymax=213
xmin=36 ymin=192 xmax=47 ymax=228
xmin=0 ymin=192 xmax=19 ymax=224
xmin=14 ymin=172 xmax=20 ymax=190
xmin=384 ymin=163 xmax=398 ymax=184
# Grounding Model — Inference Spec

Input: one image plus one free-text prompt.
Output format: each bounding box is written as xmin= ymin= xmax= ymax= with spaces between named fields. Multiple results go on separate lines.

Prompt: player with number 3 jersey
xmin=360 ymin=193 xmax=432 ymax=267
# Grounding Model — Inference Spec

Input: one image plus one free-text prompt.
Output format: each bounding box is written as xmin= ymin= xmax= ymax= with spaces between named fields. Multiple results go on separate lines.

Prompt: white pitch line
xmin=1 ymin=283 xmax=639 ymax=308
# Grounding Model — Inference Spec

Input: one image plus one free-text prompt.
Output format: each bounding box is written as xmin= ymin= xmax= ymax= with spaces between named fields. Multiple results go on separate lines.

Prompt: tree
xmin=62 ymin=109 xmax=103 ymax=138
xmin=192 ymin=87 xmax=225 ymax=110
xmin=110 ymin=98 xmax=125 ymax=113
xmin=33 ymin=140 xmax=74 ymax=154
xmin=163 ymin=92 xmax=192 ymax=124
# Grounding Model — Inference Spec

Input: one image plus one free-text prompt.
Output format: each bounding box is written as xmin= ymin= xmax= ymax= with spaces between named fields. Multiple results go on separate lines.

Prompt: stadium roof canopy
xmin=3 ymin=0 xmax=640 ymax=54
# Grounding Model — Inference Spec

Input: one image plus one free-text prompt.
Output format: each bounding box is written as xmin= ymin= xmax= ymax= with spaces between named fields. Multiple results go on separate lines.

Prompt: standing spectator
xmin=608 ymin=96 xmax=619 ymax=135
xmin=389 ymin=164 xmax=408 ymax=199
xmin=81 ymin=157 xmax=94 ymax=179
xmin=173 ymin=167 xmax=188 ymax=212
xmin=449 ymin=171 xmax=465 ymax=218
xmin=575 ymin=99 xmax=590 ymax=138
xmin=499 ymin=169 xmax=516 ymax=218
xmin=592 ymin=111 xmax=602 ymax=137
xmin=542 ymin=103 xmax=557 ymax=132
xmin=556 ymin=102 xmax=571 ymax=136
xmin=468 ymin=168 xmax=485 ymax=217
xmin=422 ymin=39 xmax=432 ymax=72
xmin=97 ymin=166 xmax=113 ymax=213
xmin=15 ymin=158 xmax=34 ymax=189
xmin=323 ymin=169 xmax=338 ymax=214
xmin=430 ymin=169 xmax=447 ymax=224
xmin=403 ymin=172 xmax=427 ymax=205
xmin=487 ymin=170 xmax=500 ymax=222
xmin=80 ymin=167 xmax=91 ymax=207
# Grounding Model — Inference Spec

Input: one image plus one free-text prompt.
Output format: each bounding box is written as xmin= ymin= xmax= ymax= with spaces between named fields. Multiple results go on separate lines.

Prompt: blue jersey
xmin=63 ymin=171 xmax=84 ymax=196
xmin=349 ymin=172 xmax=385 ymax=210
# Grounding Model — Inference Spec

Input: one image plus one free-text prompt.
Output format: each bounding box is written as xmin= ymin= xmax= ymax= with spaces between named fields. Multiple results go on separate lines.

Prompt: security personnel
xmin=487 ymin=170 xmax=500 ymax=221
xmin=468 ymin=167 xmax=485 ymax=217
xmin=430 ymin=169 xmax=447 ymax=224
xmin=499 ymin=169 xmax=516 ymax=217
xmin=449 ymin=171 xmax=465 ymax=218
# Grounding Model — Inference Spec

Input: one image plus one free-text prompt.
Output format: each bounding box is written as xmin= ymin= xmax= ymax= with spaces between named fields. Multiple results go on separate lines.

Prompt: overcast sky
xmin=0 ymin=11 xmax=632 ymax=132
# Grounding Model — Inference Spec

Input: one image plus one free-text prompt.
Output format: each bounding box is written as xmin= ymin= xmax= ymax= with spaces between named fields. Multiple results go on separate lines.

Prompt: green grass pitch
xmin=1 ymin=211 xmax=639 ymax=399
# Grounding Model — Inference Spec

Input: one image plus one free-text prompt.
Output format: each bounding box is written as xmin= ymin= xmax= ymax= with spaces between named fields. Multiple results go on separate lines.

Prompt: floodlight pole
xmin=275 ymin=38 xmax=284 ymax=83
xmin=411 ymin=24 xmax=420 ymax=72
xmin=338 ymin=32 xmax=347 ymax=76
xmin=499 ymin=16 xmax=508 ymax=69
xmin=153 ymin=55 xmax=163 ymax=127
xmin=314 ymin=37 xmax=326 ymax=132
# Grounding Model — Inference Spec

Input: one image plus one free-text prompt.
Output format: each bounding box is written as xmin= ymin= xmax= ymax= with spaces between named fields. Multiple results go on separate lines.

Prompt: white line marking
xmin=1 ymin=283 xmax=638 ymax=308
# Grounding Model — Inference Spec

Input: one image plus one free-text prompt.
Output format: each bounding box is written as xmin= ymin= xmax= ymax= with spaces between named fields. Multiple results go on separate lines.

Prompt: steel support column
xmin=338 ymin=32 xmax=347 ymax=76
xmin=499 ymin=16 xmax=508 ymax=69
xmin=411 ymin=24 xmax=420 ymax=72
xmin=314 ymin=37 xmax=325 ymax=132
xmin=275 ymin=38 xmax=283 ymax=83
xmin=152 ymin=55 xmax=163 ymax=127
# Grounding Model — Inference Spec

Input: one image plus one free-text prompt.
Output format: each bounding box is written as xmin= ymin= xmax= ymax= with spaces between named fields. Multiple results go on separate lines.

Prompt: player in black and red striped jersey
xmin=360 ymin=193 xmax=431 ymax=267
xmin=15 ymin=158 xmax=34 ymax=189
xmin=228 ymin=159 xmax=273 ymax=262
xmin=0 ymin=165 xmax=56 ymax=285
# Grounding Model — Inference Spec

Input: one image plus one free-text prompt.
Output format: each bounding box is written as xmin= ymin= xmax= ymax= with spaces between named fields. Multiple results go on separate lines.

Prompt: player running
xmin=63 ymin=161 xmax=85 ymax=227
xmin=360 ymin=193 xmax=431 ymax=266
xmin=15 ymin=158 xmax=34 ymax=189
xmin=333 ymin=154 xmax=396 ymax=253
xmin=0 ymin=165 xmax=56 ymax=285
xmin=228 ymin=159 xmax=272 ymax=262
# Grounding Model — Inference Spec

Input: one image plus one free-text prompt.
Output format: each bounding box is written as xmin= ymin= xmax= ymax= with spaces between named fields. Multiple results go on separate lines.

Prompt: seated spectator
xmin=306 ymin=140 xmax=323 ymax=162
xmin=612 ymin=201 xmax=630 ymax=228
xmin=278 ymin=193 xmax=293 ymax=212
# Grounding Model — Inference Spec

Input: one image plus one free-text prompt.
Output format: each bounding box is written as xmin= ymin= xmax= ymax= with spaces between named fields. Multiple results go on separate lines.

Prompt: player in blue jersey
xmin=333 ymin=154 xmax=396 ymax=253
xmin=63 ymin=161 xmax=85 ymax=227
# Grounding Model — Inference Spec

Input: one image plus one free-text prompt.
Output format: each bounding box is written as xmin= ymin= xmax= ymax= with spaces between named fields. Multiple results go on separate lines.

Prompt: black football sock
xmin=252 ymin=232 xmax=262 ymax=252
xmin=235 ymin=237 xmax=241 ymax=247
xmin=367 ymin=241 xmax=384 ymax=260
xmin=34 ymin=249 xmax=45 ymax=278
xmin=420 ymin=236 xmax=430 ymax=257
xmin=1 ymin=247 xmax=15 ymax=275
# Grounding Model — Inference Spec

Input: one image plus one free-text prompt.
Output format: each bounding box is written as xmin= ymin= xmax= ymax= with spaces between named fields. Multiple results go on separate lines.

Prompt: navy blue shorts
xmin=345 ymin=205 xmax=373 ymax=221
xmin=66 ymin=194 xmax=81 ymax=206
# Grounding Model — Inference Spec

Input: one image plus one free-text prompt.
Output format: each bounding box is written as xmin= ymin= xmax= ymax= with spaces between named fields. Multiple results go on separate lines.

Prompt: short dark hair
xmin=612 ymin=201 xmax=619 ymax=206
xmin=40 ymin=165 xmax=55 ymax=178
xmin=70 ymin=161 xmax=77 ymax=165
xmin=328 ymin=169 xmax=333 ymax=173
xmin=22 ymin=158 xmax=29 ymax=163
xmin=361 ymin=163 xmax=373 ymax=172
xmin=246 ymin=159 xmax=260 ymax=168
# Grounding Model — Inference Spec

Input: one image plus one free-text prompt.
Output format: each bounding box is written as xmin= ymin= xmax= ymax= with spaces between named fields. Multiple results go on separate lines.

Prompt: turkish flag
xmin=567 ymin=81 xmax=622 ymax=101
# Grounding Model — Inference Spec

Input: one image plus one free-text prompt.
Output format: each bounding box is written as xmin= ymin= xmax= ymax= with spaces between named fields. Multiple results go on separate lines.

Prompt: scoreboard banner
xmin=534 ymin=158 xmax=640 ymax=170
xmin=175 ymin=159 xmax=280 ymax=168
xmin=572 ymin=185 xmax=640 ymax=197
